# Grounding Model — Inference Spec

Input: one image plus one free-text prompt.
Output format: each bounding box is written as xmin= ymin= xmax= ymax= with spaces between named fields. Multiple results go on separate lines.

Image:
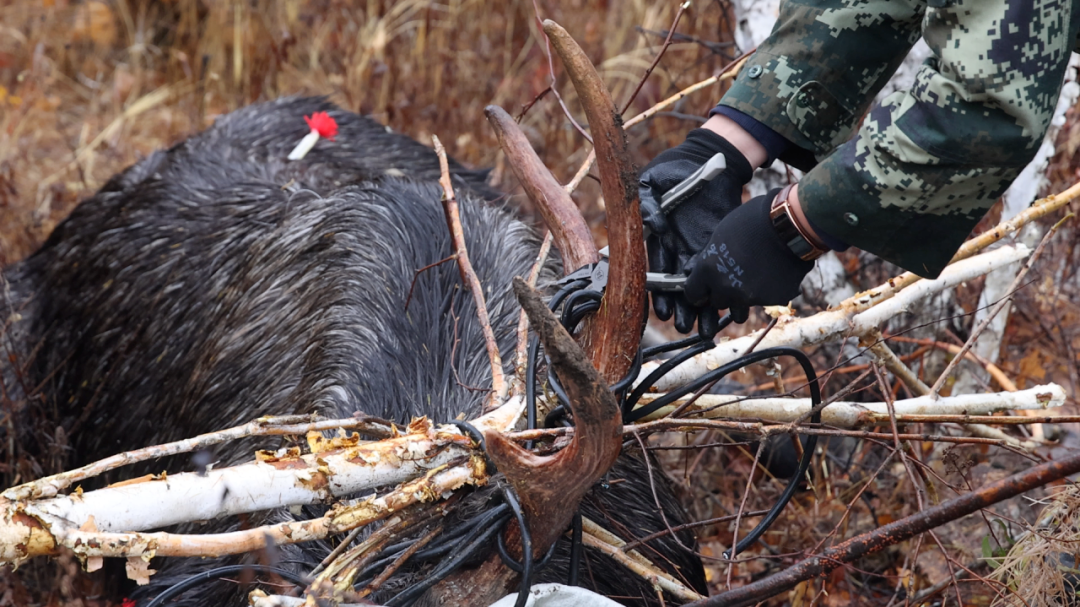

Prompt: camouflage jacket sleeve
xmin=717 ymin=0 xmax=1080 ymax=278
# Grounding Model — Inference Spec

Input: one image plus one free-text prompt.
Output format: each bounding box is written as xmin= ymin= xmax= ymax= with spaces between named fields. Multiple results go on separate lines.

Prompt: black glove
xmin=639 ymin=129 xmax=753 ymax=333
xmin=683 ymin=190 xmax=815 ymax=324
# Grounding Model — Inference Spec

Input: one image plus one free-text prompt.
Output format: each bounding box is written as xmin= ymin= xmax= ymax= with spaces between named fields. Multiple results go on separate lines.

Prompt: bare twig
xmin=887 ymin=335 xmax=1017 ymax=392
xmin=580 ymin=517 xmax=704 ymax=602
xmin=687 ymin=448 xmax=1080 ymax=607
xmin=621 ymin=510 xmax=771 ymax=553
xmin=357 ymin=523 xmax=443 ymax=598
xmin=516 ymin=85 xmax=552 ymax=122
xmin=432 ymin=135 xmax=506 ymax=399
xmin=565 ymin=54 xmax=751 ymax=195
xmin=727 ymin=440 xmax=767 ymax=589
xmin=404 ymin=254 xmax=457 ymax=312
xmin=621 ymin=1 xmax=690 ymax=114
xmin=530 ymin=0 xmax=592 ymax=144
xmin=929 ymin=214 xmax=1073 ymax=397
xmin=512 ymin=231 xmax=554 ymax=397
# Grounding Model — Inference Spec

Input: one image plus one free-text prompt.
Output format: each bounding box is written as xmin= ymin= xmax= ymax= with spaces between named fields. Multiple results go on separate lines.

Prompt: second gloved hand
xmin=683 ymin=190 xmax=815 ymax=323
xmin=639 ymin=128 xmax=753 ymax=332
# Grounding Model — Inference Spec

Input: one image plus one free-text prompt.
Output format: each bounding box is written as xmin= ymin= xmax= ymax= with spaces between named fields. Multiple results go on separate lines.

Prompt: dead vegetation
xmin=2 ymin=1 xmax=1080 ymax=606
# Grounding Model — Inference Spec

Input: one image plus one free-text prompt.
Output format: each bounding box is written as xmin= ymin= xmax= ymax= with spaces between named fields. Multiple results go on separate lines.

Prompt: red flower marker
xmin=288 ymin=111 xmax=339 ymax=160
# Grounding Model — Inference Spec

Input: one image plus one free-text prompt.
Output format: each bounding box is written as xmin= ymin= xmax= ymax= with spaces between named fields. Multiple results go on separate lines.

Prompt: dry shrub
xmin=992 ymin=484 xmax=1080 ymax=607
xmin=0 ymin=0 xmax=739 ymax=264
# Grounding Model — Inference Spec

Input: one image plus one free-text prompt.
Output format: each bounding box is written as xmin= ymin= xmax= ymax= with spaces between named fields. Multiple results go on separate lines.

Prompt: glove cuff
xmin=682 ymin=129 xmax=754 ymax=186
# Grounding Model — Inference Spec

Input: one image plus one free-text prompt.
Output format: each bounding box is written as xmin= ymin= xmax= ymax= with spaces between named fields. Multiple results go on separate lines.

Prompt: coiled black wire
xmin=531 ymin=279 xmax=823 ymax=571
xmin=144 ymin=564 xmax=310 ymax=607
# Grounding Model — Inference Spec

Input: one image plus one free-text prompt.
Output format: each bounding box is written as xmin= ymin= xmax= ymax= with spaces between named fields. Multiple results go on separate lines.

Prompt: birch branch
xmin=832 ymin=179 xmax=1080 ymax=313
xmin=4 ymin=414 xmax=396 ymax=501
xmin=0 ymin=396 xmax=525 ymax=564
xmin=631 ymin=384 xmax=1066 ymax=427
xmin=1 ymin=456 xmax=484 ymax=562
xmin=639 ymin=245 xmax=1032 ymax=392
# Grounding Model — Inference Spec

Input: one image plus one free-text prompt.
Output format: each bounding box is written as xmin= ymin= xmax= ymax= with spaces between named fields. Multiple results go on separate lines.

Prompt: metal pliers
xmin=556 ymin=152 xmax=728 ymax=294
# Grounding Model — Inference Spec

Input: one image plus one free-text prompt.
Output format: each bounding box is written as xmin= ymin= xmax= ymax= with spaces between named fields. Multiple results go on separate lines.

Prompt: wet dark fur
xmin=0 ymin=97 xmax=706 ymax=605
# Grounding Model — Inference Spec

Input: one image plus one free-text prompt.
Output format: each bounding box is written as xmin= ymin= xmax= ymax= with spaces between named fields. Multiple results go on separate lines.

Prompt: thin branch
xmin=621 ymin=510 xmax=771 ymax=553
xmin=887 ymin=335 xmax=1017 ymax=392
xmin=403 ymin=254 xmax=457 ymax=312
xmin=621 ymin=2 xmax=690 ymax=114
xmin=929 ymin=214 xmax=1072 ymax=397
xmin=516 ymin=85 xmax=552 ymax=122
xmin=565 ymin=54 xmax=751 ymax=195
xmin=726 ymin=440 xmax=767 ymax=589
xmin=530 ymin=0 xmax=593 ymax=144
xmin=580 ymin=517 xmax=704 ymax=602
xmin=633 ymin=26 xmax=737 ymax=58
xmin=687 ymin=448 xmax=1080 ymax=607
xmin=432 ymin=135 xmax=506 ymax=399
xmin=512 ymin=231 xmax=554 ymax=398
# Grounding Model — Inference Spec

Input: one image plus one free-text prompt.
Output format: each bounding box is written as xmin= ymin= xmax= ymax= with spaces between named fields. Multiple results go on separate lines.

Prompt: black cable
xmin=622 ymin=339 xmax=715 ymax=419
xmin=608 ymin=346 xmax=644 ymax=396
xmin=525 ymin=335 xmax=540 ymax=449
xmin=146 ymin=564 xmax=309 ymax=607
xmin=384 ymin=509 xmax=513 ymax=606
xmin=500 ymin=485 xmax=534 ymax=607
xmin=352 ymin=503 xmax=509 ymax=590
xmin=450 ymin=420 xmax=496 ymax=474
xmin=497 ymin=527 xmax=560 ymax=573
xmin=559 ymin=290 xmax=603 ymax=328
xmin=568 ymin=512 xmax=583 ymax=587
xmin=615 ymin=346 xmax=822 ymax=558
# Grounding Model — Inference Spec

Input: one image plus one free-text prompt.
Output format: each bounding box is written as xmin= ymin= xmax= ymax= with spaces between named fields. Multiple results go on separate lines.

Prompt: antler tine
xmin=485 ymin=106 xmax=599 ymax=273
xmin=484 ymin=277 xmax=623 ymax=557
xmin=542 ymin=20 xmax=647 ymax=385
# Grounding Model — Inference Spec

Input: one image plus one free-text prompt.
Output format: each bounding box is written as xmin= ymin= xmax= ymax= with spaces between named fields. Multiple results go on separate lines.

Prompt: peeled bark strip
xmin=485 ymin=106 xmax=598 ymax=273
xmin=543 ymin=19 xmax=647 ymax=385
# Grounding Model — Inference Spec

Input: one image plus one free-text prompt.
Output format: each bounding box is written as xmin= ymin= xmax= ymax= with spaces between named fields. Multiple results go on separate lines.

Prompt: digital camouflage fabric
xmin=718 ymin=0 xmax=1080 ymax=277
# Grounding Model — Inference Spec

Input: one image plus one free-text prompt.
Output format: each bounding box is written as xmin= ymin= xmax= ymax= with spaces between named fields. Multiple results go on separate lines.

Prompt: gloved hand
xmin=683 ymin=190 xmax=815 ymax=324
xmin=639 ymin=128 xmax=753 ymax=334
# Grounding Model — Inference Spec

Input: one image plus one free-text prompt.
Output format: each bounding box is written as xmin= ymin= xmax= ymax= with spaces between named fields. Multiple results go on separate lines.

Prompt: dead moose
xmin=0 ymin=22 xmax=707 ymax=607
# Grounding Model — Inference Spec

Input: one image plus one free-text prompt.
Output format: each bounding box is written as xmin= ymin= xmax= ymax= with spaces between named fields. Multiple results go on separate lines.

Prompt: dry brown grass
xmin=0 ymin=0 xmax=738 ymax=264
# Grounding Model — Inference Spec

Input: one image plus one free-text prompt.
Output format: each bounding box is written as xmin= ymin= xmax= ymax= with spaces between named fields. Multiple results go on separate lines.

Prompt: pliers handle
xmin=556 ymin=152 xmax=728 ymax=294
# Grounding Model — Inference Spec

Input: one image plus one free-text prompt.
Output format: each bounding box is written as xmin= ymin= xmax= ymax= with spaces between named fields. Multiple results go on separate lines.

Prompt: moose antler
xmin=424 ymin=278 xmax=623 ymax=606
xmin=486 ymin=278 xmax=623 ymax=552
xmin=542 ymin=19 xmax=647 ymax=385
xmin=485 ymin=106 xmax=599 ymax=273
xmin=486 ymin=22 xmax=647 ymax=386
